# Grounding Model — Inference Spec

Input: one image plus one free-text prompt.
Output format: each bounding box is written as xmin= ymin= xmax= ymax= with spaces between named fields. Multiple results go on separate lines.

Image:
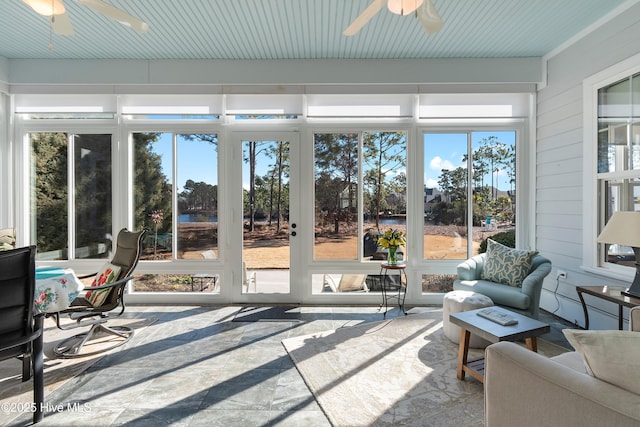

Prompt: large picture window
xmin=423 ymin=131 xmax=516 ymax=260
xmin=133 ymin=132 xmax=219 ymax=262
xmin=31 ymin=132 xmax=112 ymax=260
xmin=313 ymin=131 xmax=407 ymax=262
xmin=597 ymin=73 xmax=640 ymax=268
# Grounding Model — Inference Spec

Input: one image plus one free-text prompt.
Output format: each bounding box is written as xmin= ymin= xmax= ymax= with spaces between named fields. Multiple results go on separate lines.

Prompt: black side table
xmin=379 ymin=262 xmax=407 ymax=318
xmin=576 ymin=286 xmax=640 ymax=329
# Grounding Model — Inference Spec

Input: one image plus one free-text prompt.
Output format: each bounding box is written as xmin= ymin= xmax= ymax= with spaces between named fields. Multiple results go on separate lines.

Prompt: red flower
xmin=35 ymin=292 xmax=47 ymax=305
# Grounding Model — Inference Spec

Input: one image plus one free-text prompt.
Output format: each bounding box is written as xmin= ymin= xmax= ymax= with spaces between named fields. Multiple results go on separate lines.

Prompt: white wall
xmin=537 ymin=2 xmax=640 ymax=329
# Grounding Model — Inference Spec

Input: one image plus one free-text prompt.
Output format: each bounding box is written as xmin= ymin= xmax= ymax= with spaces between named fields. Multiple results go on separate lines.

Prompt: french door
xmin=230 ymin=132 xmax=301 ymax=303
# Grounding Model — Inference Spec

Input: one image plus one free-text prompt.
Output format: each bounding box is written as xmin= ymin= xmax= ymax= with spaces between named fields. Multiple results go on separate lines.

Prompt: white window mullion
xmin=357 ymin=131 xmax=365 ymax=260
xmin=172 ymin=133 xmax=178 ymax=260
xmin=467 ymin=132 xmax=474 ymax=258
xmin=68 ymin=133 xmax=76 ymax=260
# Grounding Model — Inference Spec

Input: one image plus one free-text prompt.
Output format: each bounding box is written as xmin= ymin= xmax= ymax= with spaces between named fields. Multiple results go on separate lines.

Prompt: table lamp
xmin=597 ymin=211 xmax=640 ymax=298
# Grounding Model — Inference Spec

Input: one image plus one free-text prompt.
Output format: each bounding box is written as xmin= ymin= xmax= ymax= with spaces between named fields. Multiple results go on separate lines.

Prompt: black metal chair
xmin=0 ymin=245 xmax=44 ymax=424
xmin=48 ymin=228 xmax=146 ymax=358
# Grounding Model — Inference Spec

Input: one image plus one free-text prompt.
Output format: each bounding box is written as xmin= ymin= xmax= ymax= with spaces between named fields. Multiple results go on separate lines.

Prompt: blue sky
xmin=424 ymin=131 xmax=516 ymax=191
xmin=154 ymin=133 xmax=219 ymax=193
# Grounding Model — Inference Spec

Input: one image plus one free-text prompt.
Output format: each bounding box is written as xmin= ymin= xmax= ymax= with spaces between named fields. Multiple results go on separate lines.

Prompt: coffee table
xmin=449 ymin=306 xmax=550 ymax=383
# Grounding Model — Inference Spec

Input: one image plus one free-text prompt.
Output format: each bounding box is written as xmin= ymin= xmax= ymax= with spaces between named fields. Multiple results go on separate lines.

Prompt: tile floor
xmin=7 ymin=305 xmax=575 ymax=427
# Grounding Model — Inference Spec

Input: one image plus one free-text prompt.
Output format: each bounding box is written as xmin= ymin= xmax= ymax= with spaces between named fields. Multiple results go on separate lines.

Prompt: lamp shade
xmin=597 ymin=211 xmax=640 ymax=247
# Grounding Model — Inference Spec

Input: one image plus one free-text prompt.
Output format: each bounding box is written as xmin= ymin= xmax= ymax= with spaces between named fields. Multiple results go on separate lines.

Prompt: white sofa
xmin=485 ymin=306 xmax=640 ymax=426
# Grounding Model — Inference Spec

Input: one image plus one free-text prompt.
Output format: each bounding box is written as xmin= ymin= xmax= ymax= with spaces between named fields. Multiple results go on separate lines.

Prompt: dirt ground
xmin=167 ymin=222 xmax=497 ymax=268
xmin=135 ymin=222 xmax=505 ymax=292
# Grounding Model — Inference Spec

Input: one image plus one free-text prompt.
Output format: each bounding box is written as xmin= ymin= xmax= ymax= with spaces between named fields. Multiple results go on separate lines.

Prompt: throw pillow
xmin=563 ymin=329 xmax=640 ymax=395
xmin=85 ymin=262 xmax=122 ymax=307
xmin=480 ymin=239 xmax=538 ymax=287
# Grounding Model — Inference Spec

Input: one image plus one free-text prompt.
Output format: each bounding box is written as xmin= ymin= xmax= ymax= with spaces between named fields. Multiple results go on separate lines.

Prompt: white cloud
xmin=426 ymin=178 xmax=439 ymax=188
xmin=430 ymin=156 xmax=455 ymax=171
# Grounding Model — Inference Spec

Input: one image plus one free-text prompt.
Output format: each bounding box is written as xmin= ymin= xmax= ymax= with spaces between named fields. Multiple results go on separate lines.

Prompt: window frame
xmin=11 ymin=92 xmax=534 ymax=304
xmin=417 ymin=121 xmax=530 ymax=263
xmin=15 ymin=117 xmax=119 ymax=271
xmin=310 ymin=128 xmax=409 ymax=264
xmin=582 ymin=51 xmax=640 ymax=280
xmin=122 ymin=120 xmax=224 ymax=276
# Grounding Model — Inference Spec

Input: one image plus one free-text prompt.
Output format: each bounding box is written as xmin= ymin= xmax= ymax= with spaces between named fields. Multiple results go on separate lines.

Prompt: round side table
xmin=379 ymin=262 xmax=407 ymax=318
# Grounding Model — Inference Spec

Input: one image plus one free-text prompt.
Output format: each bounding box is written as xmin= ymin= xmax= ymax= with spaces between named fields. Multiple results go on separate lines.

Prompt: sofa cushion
xmin=454 ymin=279 xmax=530 ymax=309
xmin=563 ymin=329 xmax=640 ymax=395
xmin=481 ymin=239 xmax=537 ymax=287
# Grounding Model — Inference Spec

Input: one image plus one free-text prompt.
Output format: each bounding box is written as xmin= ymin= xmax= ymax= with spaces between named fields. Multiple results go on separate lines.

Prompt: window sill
xmin=581 ymin=264 xmax=634 ymax=283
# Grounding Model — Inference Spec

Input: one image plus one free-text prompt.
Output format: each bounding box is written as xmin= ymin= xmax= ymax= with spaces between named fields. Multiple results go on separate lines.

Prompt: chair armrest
xmin=520 ymin=260 xmax=551 ymax=294
xmin=83 ymin=275 xmax=134 ymax=291
xmin=456 ymin=254 xmax=485 ymax=280
xmin=0 ymin=315 xmax=43 ymax=352
xmin=323 ymin=274 xmax=337 ymax=292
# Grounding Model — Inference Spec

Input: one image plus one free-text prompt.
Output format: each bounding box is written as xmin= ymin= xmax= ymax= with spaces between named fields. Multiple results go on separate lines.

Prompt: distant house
xmin=339 ymin=183 xmax=357 ymax=211
xmin=424 ymin=187 xmax=446 ymax=212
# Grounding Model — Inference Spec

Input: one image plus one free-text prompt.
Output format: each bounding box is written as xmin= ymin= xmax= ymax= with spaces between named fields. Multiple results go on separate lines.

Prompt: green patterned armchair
xmin=453 ymin=250 xmax=552 ymax=319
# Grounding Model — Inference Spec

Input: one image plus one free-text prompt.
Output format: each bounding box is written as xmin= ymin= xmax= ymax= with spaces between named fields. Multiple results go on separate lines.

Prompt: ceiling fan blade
xmin=78 ymin=0 xmax=149 ymax=33
xmin=51 ymin=11 xmax=74 ymax=35
xmin=343 ymin=0 xmax=385 ymax=36
xmin=416 ymin=0 xmax=444 ymax=34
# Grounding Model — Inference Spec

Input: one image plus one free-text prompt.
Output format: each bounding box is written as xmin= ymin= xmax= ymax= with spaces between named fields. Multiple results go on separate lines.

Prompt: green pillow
xmin=481 ymin=239 xmax=537 ymax=287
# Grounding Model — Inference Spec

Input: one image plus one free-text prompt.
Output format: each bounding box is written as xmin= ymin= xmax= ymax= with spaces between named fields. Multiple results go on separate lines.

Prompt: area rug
xmin=233 ymin=305 xmax=301 ymax=322
xmin=282 ymin=311 xmax=567 ymax=427
xmin=0 ymin=316 xmax=155 ymax=424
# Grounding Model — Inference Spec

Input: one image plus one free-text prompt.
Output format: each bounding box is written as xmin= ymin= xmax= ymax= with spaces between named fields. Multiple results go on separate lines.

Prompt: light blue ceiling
xmin=0 ymin=0 xmax=632 ymax=60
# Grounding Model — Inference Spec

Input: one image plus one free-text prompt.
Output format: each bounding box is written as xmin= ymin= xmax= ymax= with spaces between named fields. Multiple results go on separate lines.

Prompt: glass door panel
xmin=235 ymin=132 xmax=299 ymax=302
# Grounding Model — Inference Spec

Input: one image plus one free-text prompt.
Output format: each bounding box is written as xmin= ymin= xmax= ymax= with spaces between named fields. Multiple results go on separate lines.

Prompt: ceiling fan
xmin=22 ymin=0 xmax=149 ymax=36
xmin=344 ymin=0 xmax=444 ymax=36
